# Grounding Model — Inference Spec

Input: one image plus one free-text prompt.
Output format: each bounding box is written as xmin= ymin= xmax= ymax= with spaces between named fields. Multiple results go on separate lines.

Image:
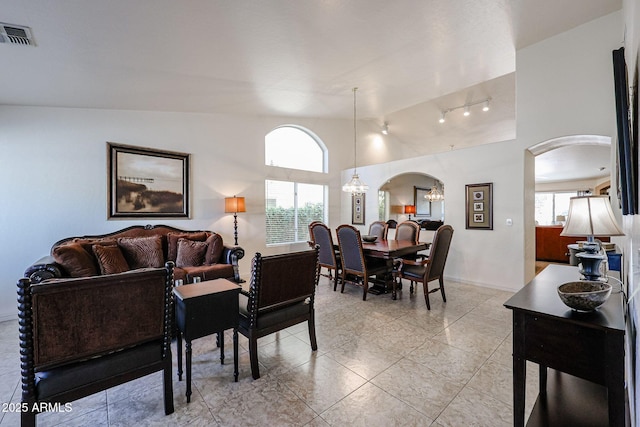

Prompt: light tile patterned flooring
xmin=0 ymin=276 xmax=541 ymax=426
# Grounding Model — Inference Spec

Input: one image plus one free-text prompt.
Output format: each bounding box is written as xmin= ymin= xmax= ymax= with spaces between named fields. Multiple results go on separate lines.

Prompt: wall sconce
xmin=438 ymin=97 xmax=491 ymax=123
xmin=224 ymin=195 xmax=246 ymax=246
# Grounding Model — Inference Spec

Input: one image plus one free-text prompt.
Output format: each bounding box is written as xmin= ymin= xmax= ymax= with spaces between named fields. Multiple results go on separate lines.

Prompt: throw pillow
xmin=117 ymin=235 xmax=164 ymax=269
xmin=92 ymin=244 xmax=129 ymax=275
xmin=167 ymin=232 xmax=208 ymax=262
xmin=52 ymin=243 xmax=98 ymax=277
xmin=176 ymin=238 xmax=208 ymax=268
xmin=205 ymin=233 xmax=224 ymax=265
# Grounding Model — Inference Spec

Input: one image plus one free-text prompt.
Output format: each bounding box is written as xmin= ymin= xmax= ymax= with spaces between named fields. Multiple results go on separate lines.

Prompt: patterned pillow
xmin=52 ymin=243 xmax=98 ymax=277
xmin=205 ymin=233 xmax=224 ymax=265
xmin=92 ymin=244 xmax=129 ymax=275
xmin=167 ymin=232 xmax=208 ymax=262
xmin=117 ymin=235 xmax=164 ymax=269
xmin=176 ymin=238 xmax=208 ymax=268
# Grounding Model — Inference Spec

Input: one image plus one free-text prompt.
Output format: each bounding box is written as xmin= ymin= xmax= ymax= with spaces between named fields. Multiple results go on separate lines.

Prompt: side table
xmin=173 ymin=278 xmax=241 ymax=403
xmin=504 ymin=264 xmax=627 ymax=426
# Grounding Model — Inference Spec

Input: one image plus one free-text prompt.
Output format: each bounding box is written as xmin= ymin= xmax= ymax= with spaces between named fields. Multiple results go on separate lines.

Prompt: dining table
xmin=361 ymin=239 xmax=430 ymax=298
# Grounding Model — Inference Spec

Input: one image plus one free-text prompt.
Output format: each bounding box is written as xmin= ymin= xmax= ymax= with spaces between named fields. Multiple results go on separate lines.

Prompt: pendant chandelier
xmin=425 ymin=182 xmax=444 ymax=202
xmin=342 ymin=87 xmax=369 ymax=194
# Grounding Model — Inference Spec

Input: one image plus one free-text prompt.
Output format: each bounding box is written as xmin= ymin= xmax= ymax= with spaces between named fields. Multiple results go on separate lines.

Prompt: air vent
xmin=0 ymin=23 xmax=35 ymax=46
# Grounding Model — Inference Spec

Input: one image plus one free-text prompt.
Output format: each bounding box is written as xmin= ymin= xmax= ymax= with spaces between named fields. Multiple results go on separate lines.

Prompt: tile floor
xmin=0 ymin=276 xmax=541 ymax=426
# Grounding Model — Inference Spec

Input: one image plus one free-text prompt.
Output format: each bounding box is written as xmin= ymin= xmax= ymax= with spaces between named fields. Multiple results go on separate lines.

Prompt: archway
xmin=378 ymin=172 xmax=445 ymax=224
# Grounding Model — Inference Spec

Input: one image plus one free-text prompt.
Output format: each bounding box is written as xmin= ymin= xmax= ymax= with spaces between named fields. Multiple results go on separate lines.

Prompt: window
xmin=535 ymin=192 xmax=577 ymax=225
xmin=265 ymin=126 xmax=327 ymax=173
xmin=265 ymin=180 xmax=326 ymax=245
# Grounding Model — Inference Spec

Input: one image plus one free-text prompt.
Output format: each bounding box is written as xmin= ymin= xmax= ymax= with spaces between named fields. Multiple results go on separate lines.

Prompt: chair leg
xmin=308 ymin=314 xmax=318 ymax=351
xmin=333 ymin=269 xmax=339 ymax=291
xmin=423 ymin=281 xmax=431 ymax=310
xmin=340 ymin=273 xmax=346 ymax=294
xmin=21 ymin=408 xmax=36 ymax=427
xmin=248 ymin=332 xmax=260 ymax=380
xmin=362 ymin=277 xmax=368 ymax=301
xmin=439 ymin=276 xmax=447 ymax=302
xmin=163 ymin=360 xmax=175 ymax=415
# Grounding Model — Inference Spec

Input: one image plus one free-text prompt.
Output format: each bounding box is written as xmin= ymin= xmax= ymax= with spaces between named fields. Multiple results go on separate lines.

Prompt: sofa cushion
xmin=92 ymin=245 xmax=129 ymax=275
xmin=167 ymin=232 xmax=207 ymax=262
xmin=205 ymin=233 xmax=224 ymax=265
xmin=52 ymin=243 xmax=98 ymax=278
xmin=117 ymin=235 xmax=164 ymax=269
xmin=176 ymin=238 xmax=207 ymax=268
xmin=182 ymin=264 xmax=234 ymax=281
xmin=35 ymin=340 xmax=162 ymax=400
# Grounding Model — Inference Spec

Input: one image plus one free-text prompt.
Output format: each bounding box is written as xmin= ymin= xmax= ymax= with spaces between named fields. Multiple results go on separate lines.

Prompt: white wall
xmin=343 ymin=138 xmax=525 ymax=291
xmin=0 ymin=106 xmax=355 ymax=320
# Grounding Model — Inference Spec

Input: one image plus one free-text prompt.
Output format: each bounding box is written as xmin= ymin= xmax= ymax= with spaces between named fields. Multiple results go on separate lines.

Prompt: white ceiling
xmin=0 ymin=0 xmax=622 ymax=180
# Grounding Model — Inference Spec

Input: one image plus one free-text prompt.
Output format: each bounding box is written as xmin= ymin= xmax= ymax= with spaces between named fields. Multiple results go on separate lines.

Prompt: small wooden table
xmin=173 ymin=279 xmax=241 ymax=403
xmin=504 ymin=265 xmax=626 ymax=426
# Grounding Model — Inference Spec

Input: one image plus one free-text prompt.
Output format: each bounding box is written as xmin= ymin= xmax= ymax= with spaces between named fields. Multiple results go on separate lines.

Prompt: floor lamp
xmin=225 ymin=196 xmax=246 ymax=246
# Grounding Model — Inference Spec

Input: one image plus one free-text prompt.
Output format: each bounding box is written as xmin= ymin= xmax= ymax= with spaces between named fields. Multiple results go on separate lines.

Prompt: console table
xmin=504 ymin=265 xmax=627 ymax=427
xmin=173 ymin=279 xmax=241 ymax=403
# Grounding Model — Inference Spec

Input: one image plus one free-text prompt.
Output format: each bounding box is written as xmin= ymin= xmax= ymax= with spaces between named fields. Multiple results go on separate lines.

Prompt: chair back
xmin=336 ymin=224 xmax=365 ymax=276
xmin=425 ymin=225 xmax=454 ymax=281
xmin=386 ymin=219 xmax=397 ymax=229
xmin=249 ymin=248 xmax=319 ymax=311
xmin=309 ymin=222 xmax=338 ymax=269
xmin=368 ymin=221 xmax=388 ymax=240
xmin=395 ymin=221 xmax=420 ymax=243
xmin=307 ymin=221 xmax=324 ymax=244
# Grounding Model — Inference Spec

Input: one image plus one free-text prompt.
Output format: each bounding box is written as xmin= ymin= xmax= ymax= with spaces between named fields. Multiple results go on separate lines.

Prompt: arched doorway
xmin=378 ymin=172 xmax=445 ymax=224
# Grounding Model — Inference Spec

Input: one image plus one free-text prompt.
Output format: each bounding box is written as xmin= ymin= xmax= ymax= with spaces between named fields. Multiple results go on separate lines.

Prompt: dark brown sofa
xmin=24 ymin=224 xmax=245 ymax=284
xmin=18 ymin=263 xmax=175 ymax=426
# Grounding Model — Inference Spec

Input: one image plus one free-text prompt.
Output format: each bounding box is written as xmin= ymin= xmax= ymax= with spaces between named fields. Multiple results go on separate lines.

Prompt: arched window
xmin=265 ymin=126 xmax=327 ymax=173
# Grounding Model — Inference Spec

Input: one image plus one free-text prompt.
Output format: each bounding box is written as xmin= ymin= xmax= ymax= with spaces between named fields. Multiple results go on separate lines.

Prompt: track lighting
xmin=437 ymin=97 xmax=492 ymax=123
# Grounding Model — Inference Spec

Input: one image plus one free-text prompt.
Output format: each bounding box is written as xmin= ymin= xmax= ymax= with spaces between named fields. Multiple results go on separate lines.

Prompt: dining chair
xmin=336 ymin=224 xmax=390 ymax=301
xmin=368 ymin=221 xmax=388 ymax=241
xmin=395 ymin=225 xmax=454 ymax=309
xmin=308 ymin=221 xmax=342 ymax=290
xmin=395 ymin=220 xmax=420 ymax=242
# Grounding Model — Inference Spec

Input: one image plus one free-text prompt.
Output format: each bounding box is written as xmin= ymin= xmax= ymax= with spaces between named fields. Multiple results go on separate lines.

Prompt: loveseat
xmin=24 ymin=224 xmax=245 ymax=284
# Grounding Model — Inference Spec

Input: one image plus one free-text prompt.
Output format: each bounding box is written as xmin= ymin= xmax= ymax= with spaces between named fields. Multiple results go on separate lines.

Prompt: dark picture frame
xmin=465 ymin=183 xmax=493 ymax=230
xmin=352 ymin=193 xmax=365 ymax=225
xmin=108 ymin=142 xmax=190 ymax=218
xmin=414 ymin=186 xmax=432 ymax=216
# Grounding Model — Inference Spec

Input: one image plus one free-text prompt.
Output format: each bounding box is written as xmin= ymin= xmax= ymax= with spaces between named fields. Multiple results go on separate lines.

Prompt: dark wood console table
xmin=504 ymin=265 xmax=627 ymax=427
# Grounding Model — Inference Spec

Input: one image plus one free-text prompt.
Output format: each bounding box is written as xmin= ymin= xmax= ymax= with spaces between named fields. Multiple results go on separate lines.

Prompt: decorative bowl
xmin=557 ymin=281 xmax=612 ymax=312
xmin=361 ymin=235 xmax=377 ymax=243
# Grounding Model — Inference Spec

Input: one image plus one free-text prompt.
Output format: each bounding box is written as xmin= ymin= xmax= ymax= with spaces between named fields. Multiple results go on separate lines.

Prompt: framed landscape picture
xmin=465 ymin=183 xmax=493 ymax=230
xmin=352 ymin=193 xmax=365 ymax=225
xmin=108 ymin=143 xmax=190 ymax=218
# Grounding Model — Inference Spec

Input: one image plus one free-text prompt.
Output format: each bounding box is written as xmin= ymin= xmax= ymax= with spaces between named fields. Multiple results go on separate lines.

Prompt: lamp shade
xmin=404 ymin=205 xmax=416 ymax=215
xmin=224 ymin=196 xmax=246 ymax=213
xmin=560 ymin=196 xmax=624 ymax=237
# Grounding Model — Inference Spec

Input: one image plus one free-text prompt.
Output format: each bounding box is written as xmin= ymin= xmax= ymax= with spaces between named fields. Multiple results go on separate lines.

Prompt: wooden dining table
xmin=361 ymin=239 xmax=430 ymax=298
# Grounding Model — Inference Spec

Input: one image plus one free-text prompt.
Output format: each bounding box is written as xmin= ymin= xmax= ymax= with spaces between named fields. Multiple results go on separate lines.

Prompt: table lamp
xmin=404 ymin=205 xmax=416 ymax=221
xmin=560 ymin=195 xmax=624 ymax=280
xmin=225 ymin=195 xmax=246 ymax=245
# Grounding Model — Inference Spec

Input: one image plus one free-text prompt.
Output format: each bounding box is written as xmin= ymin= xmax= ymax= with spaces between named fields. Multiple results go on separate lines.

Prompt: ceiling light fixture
xmin=425 ymin=182 xmax=444 ymax=202
xmin=342 ymin=87 xmax=369 ymax=194
xmin=381 ymin=122 xmax=389 ymax=135
xmin=438 ymin=97 xmax=492 ymax=123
